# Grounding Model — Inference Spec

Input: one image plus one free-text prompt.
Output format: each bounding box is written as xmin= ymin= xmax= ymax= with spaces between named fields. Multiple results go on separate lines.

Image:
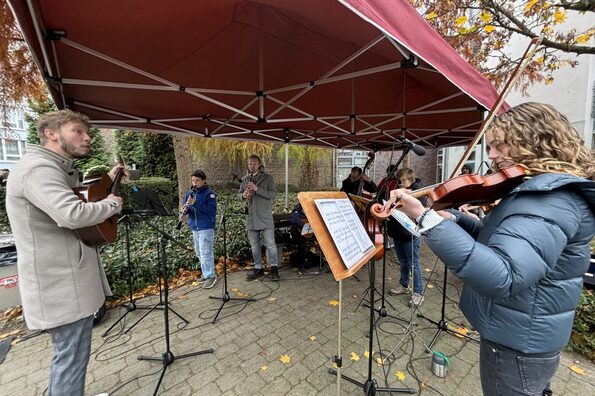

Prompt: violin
xmin=370 ymin=165 xmax=528 ymax=219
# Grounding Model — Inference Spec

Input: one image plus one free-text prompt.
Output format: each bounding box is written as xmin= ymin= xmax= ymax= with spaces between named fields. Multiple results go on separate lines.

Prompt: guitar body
xmin=73 ymin=173 xmax=120 ymax=247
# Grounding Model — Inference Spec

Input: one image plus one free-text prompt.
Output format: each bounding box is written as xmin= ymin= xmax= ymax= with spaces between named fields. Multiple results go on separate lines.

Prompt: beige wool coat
xmin=6 ymin=145 xmax=121 ymax=330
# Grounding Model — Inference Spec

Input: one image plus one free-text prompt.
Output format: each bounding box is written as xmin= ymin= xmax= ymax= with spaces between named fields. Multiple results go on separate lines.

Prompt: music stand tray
xmin=131 ymin=189 xmax=172 ymax=216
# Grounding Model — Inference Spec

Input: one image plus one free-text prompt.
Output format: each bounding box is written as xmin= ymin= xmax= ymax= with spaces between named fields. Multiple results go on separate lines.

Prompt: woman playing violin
xmin=394 ymin=102 xmax=594 ymax=396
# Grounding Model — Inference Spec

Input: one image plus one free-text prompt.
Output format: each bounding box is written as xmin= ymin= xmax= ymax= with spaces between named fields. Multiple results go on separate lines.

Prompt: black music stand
xmin=120 ymin=189 xmax=190 ymax=335
xmin=101 ymin=213 xmax=154 ymax=337
xmin=131 ymin=188 xmax=171 ymax=217
xmin=137 ymin=218 xmax=213 ymax=395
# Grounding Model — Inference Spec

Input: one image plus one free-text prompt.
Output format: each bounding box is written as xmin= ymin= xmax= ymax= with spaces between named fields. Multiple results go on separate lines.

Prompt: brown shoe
xmin=388 ymin=285 xmax=408 ymax=296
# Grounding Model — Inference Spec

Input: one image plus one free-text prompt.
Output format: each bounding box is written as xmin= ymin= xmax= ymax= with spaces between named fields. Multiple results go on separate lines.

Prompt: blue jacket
xmin=425 ymin=173 xmax=594 ymax=353
xmin=185 ymin=186 xmax=217 ymax=231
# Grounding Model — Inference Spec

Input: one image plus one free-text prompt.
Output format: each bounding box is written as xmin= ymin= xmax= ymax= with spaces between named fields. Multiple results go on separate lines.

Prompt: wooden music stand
xmin=298 ymin=192 xmax=382 ymax=281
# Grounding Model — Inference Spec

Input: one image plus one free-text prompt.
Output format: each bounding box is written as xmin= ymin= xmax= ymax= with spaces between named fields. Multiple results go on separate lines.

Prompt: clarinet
xmin=176 ymin=186 xmax=197 ymax=230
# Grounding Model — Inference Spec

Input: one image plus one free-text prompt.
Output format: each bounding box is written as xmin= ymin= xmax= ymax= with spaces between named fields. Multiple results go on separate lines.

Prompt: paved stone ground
xmin=1 ymin=245 xmax=593 ymax=395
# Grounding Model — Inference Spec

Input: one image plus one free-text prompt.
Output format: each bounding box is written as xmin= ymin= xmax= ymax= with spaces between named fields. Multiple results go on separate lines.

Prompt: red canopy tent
xmin=9 ymin=0 xmax=503 ymax=151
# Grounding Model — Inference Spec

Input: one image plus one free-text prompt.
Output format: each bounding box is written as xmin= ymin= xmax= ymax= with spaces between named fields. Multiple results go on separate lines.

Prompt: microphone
xmin=398 ymin=136 xmax=426 ymax=156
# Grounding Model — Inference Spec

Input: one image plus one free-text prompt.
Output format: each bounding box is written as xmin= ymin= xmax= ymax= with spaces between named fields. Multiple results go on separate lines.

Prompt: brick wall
xmin=190 ymin=145 xmax=334 ymax=189
xmin=371 ymin=149 xmax=438 ymax=186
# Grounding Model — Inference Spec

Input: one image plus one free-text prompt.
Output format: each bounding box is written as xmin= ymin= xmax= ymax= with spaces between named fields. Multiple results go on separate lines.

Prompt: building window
xmin=1 ymin=139 xmax=26 ymax=162
xmin=336 ymin=149 xmax=368 ymax=186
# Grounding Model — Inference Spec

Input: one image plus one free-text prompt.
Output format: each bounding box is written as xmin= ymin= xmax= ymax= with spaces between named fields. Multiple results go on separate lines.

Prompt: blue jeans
xmin=480 ymin=338 xmax=560 ymax=396
xmin=248 ymin=228 xmax=278 ymax=269
xmin=47 ymin=315 xmax=94 ymax=396
xmin=192 ymin=229 xmax=215 ymax=279
xmin=393 ymin=237 xmax=423 ymax=294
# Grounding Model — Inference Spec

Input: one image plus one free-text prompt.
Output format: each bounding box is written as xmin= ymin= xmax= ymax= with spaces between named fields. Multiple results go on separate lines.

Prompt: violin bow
xmin=450 ymin=35 xmax=543 ymax=179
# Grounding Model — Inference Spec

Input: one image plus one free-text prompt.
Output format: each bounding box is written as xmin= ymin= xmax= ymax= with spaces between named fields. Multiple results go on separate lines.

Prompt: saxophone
xmin=244 ymin=172 xmax=256 ymax=214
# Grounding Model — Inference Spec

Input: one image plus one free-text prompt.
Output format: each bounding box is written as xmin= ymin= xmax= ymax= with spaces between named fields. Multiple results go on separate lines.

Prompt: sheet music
xmin=385 ymin=200 xmax=421 ymax=238
xmin=315 ymin=198 xmax=374 ymax=269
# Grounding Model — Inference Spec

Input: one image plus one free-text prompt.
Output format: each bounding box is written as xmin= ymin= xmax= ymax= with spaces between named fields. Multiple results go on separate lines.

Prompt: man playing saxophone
xmin=239 ymin=155 xmax=280 ymax=281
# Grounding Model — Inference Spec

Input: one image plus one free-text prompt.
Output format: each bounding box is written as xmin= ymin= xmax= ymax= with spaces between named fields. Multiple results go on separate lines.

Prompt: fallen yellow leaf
xmin=231 ymin=288 xmax=239 ymax=292
xmin=332 ymin=362 xmax=338 ymax=369
xmin=260 ymin=365 xmax=268 ymax=372
xmin=350 ymin=352 xmax=360 ymax=362
xmin=396 ymin=371 xmax=405 ymax=381
xmin=424 ymin=268 xmax=431 ymax=272
xmin=191 ymin=282 xmax=199 ymax=287
xmin=267 ymin=297 xmax=277 ymax=302
xmin=569 ymin=365 xmax=586 ymax=375
xmin=426 ymin=11 xmax=437 ymax=20
xmin=328 ymin=300 xmax=339 ymax=307
xmin=376 ymin=357 xmax=385 ymax=366
xmin=427 ymin=284 xmax=434 ymax=289
xmin=280 ymin=354 xmax=291 ymax=364
xmin=364 ymin=350 xmax=370 ymax=358
xmin=308 ymin=336 xmax=317 ymax=341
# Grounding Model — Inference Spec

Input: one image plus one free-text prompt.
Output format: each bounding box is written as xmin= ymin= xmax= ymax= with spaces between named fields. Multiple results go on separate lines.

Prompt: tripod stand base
xmin=209 ymin=292 xmax=256 ymax=324
xmin=139 ymin=349 xmax=214 ymax=396
xmin=123 ymin=301 xmax=189 ymax=335
xmin=101 ymin=301 xmax=155 ymax=337
xmin=417 ymin=314 xmax=479 ymax=349
xmin=328 ymin=368 xmax=415 ymax=394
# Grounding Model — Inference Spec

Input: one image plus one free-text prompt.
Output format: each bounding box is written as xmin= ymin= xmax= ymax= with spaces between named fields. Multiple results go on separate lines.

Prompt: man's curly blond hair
xmin=488 ymin=102 xmax=594 ymax=179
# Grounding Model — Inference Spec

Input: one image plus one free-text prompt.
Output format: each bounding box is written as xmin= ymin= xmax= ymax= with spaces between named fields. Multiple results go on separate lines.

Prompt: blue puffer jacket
xmin=185 ymin=186 xmax=217 ymax=231
xmin=425 ymin=173 xmax=594 ymax=353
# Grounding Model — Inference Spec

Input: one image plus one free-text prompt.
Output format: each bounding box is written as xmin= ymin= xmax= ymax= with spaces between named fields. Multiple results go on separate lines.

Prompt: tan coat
xmin=6 ymin=145 xmax=121 ymax=330
xmin=238 ymin=170 xmax=276 ymax=230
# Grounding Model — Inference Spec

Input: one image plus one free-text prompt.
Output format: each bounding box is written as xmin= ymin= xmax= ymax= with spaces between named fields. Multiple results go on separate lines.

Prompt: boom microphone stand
xmin=366 ymin=223 xmax=409 ymax=333
xmin=209 ymin=193 xmax=255 ymax=324
xmin=137 ymin=217 xmax=213 ymax=396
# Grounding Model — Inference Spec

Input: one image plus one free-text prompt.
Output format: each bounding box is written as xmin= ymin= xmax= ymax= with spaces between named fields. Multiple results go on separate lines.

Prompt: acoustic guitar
xmin=72 ymin=162 xmax=124 ymax=247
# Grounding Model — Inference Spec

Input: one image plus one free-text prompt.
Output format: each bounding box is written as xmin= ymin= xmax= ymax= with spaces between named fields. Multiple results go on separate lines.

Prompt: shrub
xmin=568 ymin=287 xmax=595 ymax=362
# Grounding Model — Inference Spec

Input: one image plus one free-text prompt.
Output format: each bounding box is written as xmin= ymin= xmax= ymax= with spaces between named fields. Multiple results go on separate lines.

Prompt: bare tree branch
xmin=554 ymin=0 xmax=595 ymax=12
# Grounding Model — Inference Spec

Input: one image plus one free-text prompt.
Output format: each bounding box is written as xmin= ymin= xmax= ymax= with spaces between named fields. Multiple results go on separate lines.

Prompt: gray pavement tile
xmin=1 ymin=245 xmax=594 ymax=395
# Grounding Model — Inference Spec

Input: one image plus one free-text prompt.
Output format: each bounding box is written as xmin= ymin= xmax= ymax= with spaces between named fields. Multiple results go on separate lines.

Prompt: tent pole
xmin=285 ymin=143 xmax=289 ymax=211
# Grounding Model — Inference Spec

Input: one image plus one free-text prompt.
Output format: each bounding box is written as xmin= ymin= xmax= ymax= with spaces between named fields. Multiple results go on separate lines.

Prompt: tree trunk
xmin=172 ymin=135 xmax=193 ymax=206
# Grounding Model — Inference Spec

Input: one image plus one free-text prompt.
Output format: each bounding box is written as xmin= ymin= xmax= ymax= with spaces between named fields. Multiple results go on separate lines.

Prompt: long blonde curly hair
xmin=488 ymin=102 xmax=594 ymax=179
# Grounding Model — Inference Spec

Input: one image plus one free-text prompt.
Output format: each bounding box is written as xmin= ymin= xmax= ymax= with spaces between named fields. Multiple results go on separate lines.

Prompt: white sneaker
xmin=410 ymin=293 xmax=424 ymax=307
xmin=203 ymin=277 xmax=217 ymax=289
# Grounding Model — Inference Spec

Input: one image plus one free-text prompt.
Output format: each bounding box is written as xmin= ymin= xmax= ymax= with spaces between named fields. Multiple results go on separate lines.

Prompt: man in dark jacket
xmin=184 ymin=170 xmax=217 ymax=289
xmin=340 ymin=166 xmax=377 ymax=196
xmin=394 ymin=102 xmax=595 ymax=396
